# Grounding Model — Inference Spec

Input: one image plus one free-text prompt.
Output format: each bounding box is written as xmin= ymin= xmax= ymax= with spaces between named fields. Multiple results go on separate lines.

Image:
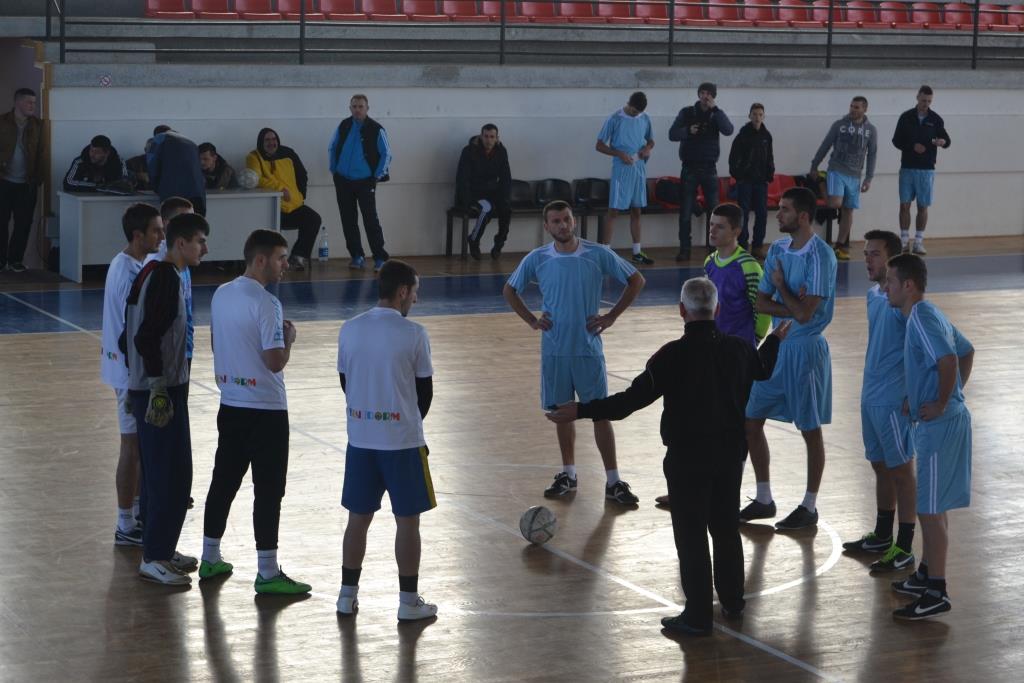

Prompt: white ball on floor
xmin=519 ymin=506 xmax=557 ymax=545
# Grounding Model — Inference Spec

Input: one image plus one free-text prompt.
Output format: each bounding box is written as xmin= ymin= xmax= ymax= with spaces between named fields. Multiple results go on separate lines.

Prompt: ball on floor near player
xmin=519 ymin=506 xmax=557 ymax=545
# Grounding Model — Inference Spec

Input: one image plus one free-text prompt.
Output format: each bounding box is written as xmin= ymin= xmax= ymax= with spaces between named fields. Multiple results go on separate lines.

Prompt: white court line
xmin=2 ymin=291 xmax=98 ymax=338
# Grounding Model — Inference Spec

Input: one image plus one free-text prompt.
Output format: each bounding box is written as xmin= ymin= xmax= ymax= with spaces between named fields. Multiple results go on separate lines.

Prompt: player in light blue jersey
xmin=841 ymin=231 xmax=918 ymax=574
xmin=885 ymin=254 xmax=973 ymax=620
xmin=596 ymin=91 xmax=655 ymax=265
xmin=741 ymin=187 xmax=837 ymax=531
xmin=504 ymin=200 xmax=645 ymax=505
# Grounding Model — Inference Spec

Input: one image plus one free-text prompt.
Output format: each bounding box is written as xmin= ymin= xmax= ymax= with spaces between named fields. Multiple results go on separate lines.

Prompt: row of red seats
xmin=145 ymin=1 xmax=1024 ymax=31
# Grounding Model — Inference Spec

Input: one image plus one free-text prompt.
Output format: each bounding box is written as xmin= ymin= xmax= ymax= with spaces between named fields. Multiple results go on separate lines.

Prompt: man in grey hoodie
xmin=810 ymin=96 xmax=878 ymax=261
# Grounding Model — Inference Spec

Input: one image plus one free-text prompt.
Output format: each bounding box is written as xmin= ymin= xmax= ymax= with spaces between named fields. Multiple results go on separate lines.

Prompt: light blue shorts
xmin=826 ymin=170 xmax=861 ymax=210
xmin=541 ymin=355 xmax=608 ymax=410
xmin=609 ymin=162 xmax=647 ymax=211
xmin=342 ymin=444 xmax=437 ymax=517
xmin=898 ymin=168 xmax=934 ymax=207
xmin=914 ymin=409 xmax=972 ymax=514
xmin=746 ymin=336 xmax=832 ymax=431
xmin=861 ymin=403 xmax=913 ymax=468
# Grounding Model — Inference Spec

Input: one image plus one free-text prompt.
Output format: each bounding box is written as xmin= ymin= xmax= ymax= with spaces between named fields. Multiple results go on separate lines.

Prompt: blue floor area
xmin=2 ymin=253 xmax=1023 ymax=335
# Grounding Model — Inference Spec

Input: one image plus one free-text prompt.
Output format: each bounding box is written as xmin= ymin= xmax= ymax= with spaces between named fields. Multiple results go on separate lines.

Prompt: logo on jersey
xmin=348 ymin=407 xmax=401 ymax=422
xmin=217 ymin=374 xmax=257 ymax=387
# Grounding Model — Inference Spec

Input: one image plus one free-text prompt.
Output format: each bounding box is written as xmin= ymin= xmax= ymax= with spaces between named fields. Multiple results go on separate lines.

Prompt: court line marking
xmin=1 ymin=291 xmax=98 ymax=338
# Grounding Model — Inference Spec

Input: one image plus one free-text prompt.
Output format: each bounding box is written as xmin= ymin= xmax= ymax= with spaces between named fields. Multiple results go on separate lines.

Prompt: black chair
xmin=533 ymin=178 xmax=573 ymax=208
xmin=573 ymin=177 xmax=609 ymax=211
xmin=509 ymin=179 xmax=534 ymax=210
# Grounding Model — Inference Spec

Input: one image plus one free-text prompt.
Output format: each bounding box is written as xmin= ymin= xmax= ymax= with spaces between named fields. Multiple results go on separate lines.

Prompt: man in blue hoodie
xmin=147 ymin=125 xmax=206 ymax=216
xmin=668 ymin=82 xmax=734 ymax=262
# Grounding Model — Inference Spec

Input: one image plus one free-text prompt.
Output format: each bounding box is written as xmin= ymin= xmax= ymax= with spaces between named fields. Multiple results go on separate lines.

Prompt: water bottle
xmin=317 ymin=226 xmax=329 ymax=262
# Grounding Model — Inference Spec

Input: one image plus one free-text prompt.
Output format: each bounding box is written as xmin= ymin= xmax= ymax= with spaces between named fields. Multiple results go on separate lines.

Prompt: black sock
xmin=399 ymin=574 xmax=418 ymax=593
xmin=926 ymin=577 xmax=946 ymax=596
xmin=873 ymin=509 xmax=895 ymax=540
xmin=896 ymin=522 xmax=915 ymax=551
xmin=342 ymin=566 xmax=362 ymax=587
xmin=915 ymin=562 xmax=929 ymax=581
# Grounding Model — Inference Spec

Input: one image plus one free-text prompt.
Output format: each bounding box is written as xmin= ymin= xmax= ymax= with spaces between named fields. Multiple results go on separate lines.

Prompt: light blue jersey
xmin=507 ymin=239 xmax=636 ymax=357
xmin=905 ymin=300 xmax=973 ymax=421
xmin=861 ymin=284 xmax=907 ymax=406
xmin=758 ymin=234 xmax=837 ymax=340
xmin=598 ymin=109 xmax=653 ymax=170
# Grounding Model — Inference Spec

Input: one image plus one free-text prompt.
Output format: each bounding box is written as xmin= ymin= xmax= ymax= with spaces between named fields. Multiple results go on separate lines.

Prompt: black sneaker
xmin=606 ymin=480 xmax=639 ymax=505
xmin=774 ymin=505 xmax=818 ymax=530
xmin=9 ymin=262 xmax=26 ymax=273
xmin=674 ymin=250 xmax=691 ymax=262
xmin=490 ymin=246 xmax=502 ymax=260
xmin=869 ymin=545 xmax=915 ymax=573
xmin=893 ymin=591 xmax=951 ymax=620
xmin=739 ymin=498 xmax=776 ymax=522
xmin=468 ymin=239 xmax=481 ymax=260
xmin=721 ymin=604 xmax=744 ymax=619
xmin=631 ymin=251 xmax=654 ymax=265
xmin=842 ymin=532 xmax=892 ymax=553
xmin=891 ymin=573 xmax=928 ymax=597
xmin=115 ymin=524 xmax=143 ymax=547
xmin=543 ymin=471 xmax=578 ymax=498
xmin=660 ymin=614 xmax=712 ymax=637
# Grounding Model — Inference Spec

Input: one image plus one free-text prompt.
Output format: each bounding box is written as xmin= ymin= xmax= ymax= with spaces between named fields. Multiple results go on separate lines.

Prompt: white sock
xmin=605 ymin=468 xmax=620 ymax=486
xmin=257 ymin=549 xmax=279 ymax=579
xmin=900 ymin=229 xmax=909 ymax=245
xmin=202 ymin=536 xmax=222 ymax=564
xmin=801 ymin=491 xmax=818 ymax=513
xmin=117 ymin=508 xmax=135 ymax=532
xmin=341 ymin=584 xmax=358 ymax=598
xmin=914 ymin=233 xmax=925 ymax=246
xmin=131 ymin=496 xmax=141 ymax=520
xmin=399 ymin=590 xmax=419 ymax=605
xmin=563 ymin=464 xmax=577 ymax=480
xmin=755 ymin=481 xmax=773 ymax=505
xmin=632 ymin=243 xmax=642 ymax=255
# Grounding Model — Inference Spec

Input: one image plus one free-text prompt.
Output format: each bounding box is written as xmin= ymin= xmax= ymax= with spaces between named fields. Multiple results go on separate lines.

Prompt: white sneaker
xmin=139 ymin=559 xmax=191 ymax=586
xmin=171 ymin=551 xmax=198 ymax=573
xmin=397 ymin=595 xmax=437 ymax=622
xmin=912 ymin=242 xmax=927 ymax=255
xmin=336 ymin=594 xmax=359 ymax=615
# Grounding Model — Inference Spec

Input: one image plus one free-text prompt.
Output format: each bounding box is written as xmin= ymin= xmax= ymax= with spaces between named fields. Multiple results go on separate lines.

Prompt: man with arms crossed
xmin=336 ymin=260 xmax=438 ymax=622
xmin=503 ymin=201 xmax=646 ymax=504
xmin=199 ymin=229 xmax=311 ymax=595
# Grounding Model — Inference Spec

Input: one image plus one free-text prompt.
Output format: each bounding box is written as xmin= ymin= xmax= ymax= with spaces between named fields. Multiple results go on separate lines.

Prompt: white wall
xmin=47 ymin=85 xmax=1024 ymax=256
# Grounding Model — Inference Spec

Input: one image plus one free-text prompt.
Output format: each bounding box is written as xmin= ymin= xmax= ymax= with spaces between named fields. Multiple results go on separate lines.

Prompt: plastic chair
xmin=145 ymin=0 xmax=194 ymax=18
xmin=677 ymin=1 xmax=720 ymax=26
xmin=573 ymin=178 xmax=611 ymax=211
xmin=942 ymin=2 xmax=975 ymax=29
xmin=560 ymin=2 xmax=610 ymax=22
xmin=322 ymin=0 xmax=368 ymax=19
xmin=710 ymin=0 xmax=756 ymax=26
xmin=979 ymin=3 xmax=1007 ymax=29
xmin=482 ymin=1 xmax=533 ymax=21
xmin=362 ymin=0 xmax=410 ymax=19
xmin=744 ymin=0 xmax=790 ymax=27
xmin=278 ymin=0 xmax=326 ymax=19
xmin=878 ymin=2 xmax=925 ymax=29
xmin=778 ymin=0 xmax=823 ymax=28
xmin=235 ymin=0 xmax=283 ymax=19
xmin=910 ymin=1 xmax=941 ymax=27
xmin=812 ymin=0 xmax=858 ymax=28
xmin=443 ymin=0 xmax=491 ymax=21
xmin=509 ymin=180 xmax=535 ymax=209
xmin=403 ymin=0 xmax=450 ymax=20
xmin=521 ymin=1 xmax=571 ymax=22
xmin=192 ymin=0 xmax=239 ymax=19
xmin=992 ymin=3 xmax=1024 ymax=31
xmin=598 ymin=1 xmax=648 ymax=23
xmin=635 ymin=0 xmax=672 ymax=23
xmin=534 ymin=178 xmax=574 ymax=207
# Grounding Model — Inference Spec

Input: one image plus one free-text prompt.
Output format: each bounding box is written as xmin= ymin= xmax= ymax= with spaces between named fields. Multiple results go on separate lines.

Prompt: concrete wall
xmin=46 ymin=65 xmax=1024 ymax=257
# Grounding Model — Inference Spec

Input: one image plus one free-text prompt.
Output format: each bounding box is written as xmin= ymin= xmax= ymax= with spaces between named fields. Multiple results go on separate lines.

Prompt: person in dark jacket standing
xmin=455 ymin=124 xmax=511 ymax=260
xmin=1 ymin=88 xmax=46 ymax=273
xmin=147 ymin=125 xmax=206 ymax=216
xmin=547 ymin=277 xmax=789 ymax=636
xmin=892 ymin=86 xmax=950 ymax=256
xmin=729 ymin=103 xmax=775 ymax=256
xmin=328 ymin=94 xmax=392 ymax=272
xmin=63 ymin=134 xmax=130 ymax=193
xmin=668 ymin=82 xmax=734 ymax=262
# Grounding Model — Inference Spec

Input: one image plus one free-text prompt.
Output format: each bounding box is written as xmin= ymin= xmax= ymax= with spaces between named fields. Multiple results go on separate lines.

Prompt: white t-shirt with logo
xmin=337 ymin=307 xmax=433 ymax=450
xmin=211 ymin=276 xmax=287 ymax=411
xmin=100 ymin=250 xmax=144 ymax=389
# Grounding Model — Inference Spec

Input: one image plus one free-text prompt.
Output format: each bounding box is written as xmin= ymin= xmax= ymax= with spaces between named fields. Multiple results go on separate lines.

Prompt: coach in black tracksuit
xmin=455 ymin=124 xmax=512 ymax=260
xmin=547 ymin=277 xmax=788 ymax=636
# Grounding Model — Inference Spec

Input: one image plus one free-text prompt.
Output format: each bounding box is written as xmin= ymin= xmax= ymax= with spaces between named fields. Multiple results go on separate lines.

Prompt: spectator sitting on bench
xmin=455 ymin=123 xmax=511 ymax=260
xmin=63 ymin=135 xmax=130 ymax=192
xmin=198 ymin=142 xmax=238 ymax=191
xmin=125 ymin=138 xmax=152 ymax=192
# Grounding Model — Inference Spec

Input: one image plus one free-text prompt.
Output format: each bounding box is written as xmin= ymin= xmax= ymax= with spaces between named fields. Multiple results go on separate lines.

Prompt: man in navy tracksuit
xmin=892 ymin=86 xmax=950 ymax=256
xmin=147 ymin=125 xmax=206 ymax=216
xmin=668 ymin=82 xmax=734 ymax=262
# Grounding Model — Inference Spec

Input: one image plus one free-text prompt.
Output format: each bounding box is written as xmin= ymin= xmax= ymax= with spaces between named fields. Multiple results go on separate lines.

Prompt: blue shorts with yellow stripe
xmin=342 ymin=444 xmax=437 ymax=516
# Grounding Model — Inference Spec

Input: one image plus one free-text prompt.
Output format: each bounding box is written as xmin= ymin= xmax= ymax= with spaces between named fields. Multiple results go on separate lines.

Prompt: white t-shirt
xmin=100 ymin=250 xmax=144 ymax=389
xmin=337 ymin=307 xmax=433 ymax=450
xmin=211 ymin=276 xmax=288 ymax=411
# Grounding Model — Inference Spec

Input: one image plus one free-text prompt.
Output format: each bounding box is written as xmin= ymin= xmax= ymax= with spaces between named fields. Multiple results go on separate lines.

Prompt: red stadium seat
xmin=321 ymin=0 xmax=368 ymax=19
xmin=992 ymin=3 xmax=1024 ymax=31
xmin=979 ymin=3 xmax=1007 ymax=29
xmin=521 ymin=1 xmax=571 ymax=22
xmin=144 ymin=0 xmax=194 ymax=19
xmin=942 ymin=2 xmax=975 ymax=29
xmin=677 ymin=1 xmax=720 ymax=26
xmin=635 ymin=0 xmax=673 ymax=23
xmin=560 ymin=2 xmax=610 ymax=22
xmin=778 ymin=0 xmax=823 ymax=28
xmin=717 ymin=176 xmax=737 ymax=205
xmin=278 ymin=0 xmax=326 ymax=19
xmin=403 ymin=0 xmax=450 ymax=20
xmin=910 ymin=1 xmax=941 ymax=27
xmin=766 ymin=174 xmax=797 ymax=207
xmin=598 ymin=1 xmax=648 ymax=23
xmin=878 ymin=2 xmax=925 ymax=29
xmin=235 ymin=0 xmax=282 ymax=19
xmin=743 ymin=0 xmax=790 ymax=27
xmin=363 ymin=0 xmax=411 ymax=20
xmin=192 ymin=0 xmax=238 ymax=19
xmin=482 ymin=1 xmax=533 ymax=21
xmin=846 ymin=0 xmax=891 ymax=27
xmin=812 ymin=0 xmax=858 ymax=28
xmin=709 ymin=0 xmax=756 ymax=26
xmin=442 ymin=0 xmax=490 ymax=21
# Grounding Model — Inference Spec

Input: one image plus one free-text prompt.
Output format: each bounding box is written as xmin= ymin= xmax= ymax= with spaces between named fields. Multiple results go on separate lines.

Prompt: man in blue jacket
xmin=147 ymin=125 xmax=206 ymax=216
xmin=328 ymin=94 xmax=392 ymax=272
xmin=892 ymin=86 xmax=950 ymax=256
xmin=668 ymin=82 xmax=734 ymax=262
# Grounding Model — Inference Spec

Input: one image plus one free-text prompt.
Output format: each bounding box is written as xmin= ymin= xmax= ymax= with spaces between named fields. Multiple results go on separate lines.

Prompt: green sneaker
xmin=254 ymin=568 xmax=311 ymax=595
xmin=199 ymin=559 xmax=234 ymax=580
xmin=870 ymin=544 xmax=915 ymax=573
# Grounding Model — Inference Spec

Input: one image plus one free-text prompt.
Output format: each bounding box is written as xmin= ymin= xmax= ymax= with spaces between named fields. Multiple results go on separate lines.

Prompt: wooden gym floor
xmin=1 ymin=236 xmax=1023 ymax=681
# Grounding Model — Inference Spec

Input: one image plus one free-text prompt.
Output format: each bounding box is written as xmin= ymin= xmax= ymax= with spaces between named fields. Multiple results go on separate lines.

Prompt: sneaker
xmin=901 ymin=242 xmax=910 ymax=253
xmin=660 ymin=614 xmax=712 ymax=637
xmin=543 ymin=471 xmax=578 ymax=498
xmin=774 ymin=505 xmax=818 ymax=531
xmin=336 ymin=593 xmax=359 ymax=615
xmin=8 ymin=262 xmax=26 ymax=273
xmin=171 ymin=551 xmax=199 ymax=573
xmin=869 ymin=544 xmax=915 ymax=573
xmin=287 ymin=255 xmax=307 ymax=272
xmin=349 ymin=256 xmax=366 ymax=270
xmin=606 ymin=480 xmax=639 ymax=505
xmin=892 ymin=573 xmax=928 ymax=597
xmin=893 ymin=591 xmax=951 ymax=620
xmin=468 ymin=239 xmax=482 ymax=260
xmin=912 ymin=242 xmax=927 ymax=256
xmin=139 ymin=559 xmax=191 ymax=586
xmin=490 ymin=246 xmax=502 ymax=260
xmin=654 ymin=494 xmax=671 ymax=507
xmin=254 ymin=568 xmax=311 ymax=595
xmin=674 ymin=250 xmax=691 ymax=262
xmin=199 ymin=559 xmax=233 ymax=580
xmin=721 ymin=604 xmax=745 ymax=619
xmin=631 ymin=251 xmax=654 ymax=265
xmin=834 ymin=245 xmax=850 ymax=261
xmin=398 ymin=595 xmax=438 ymax=622
xmin=842 ymin=532 xmax=892 ymax=553
xmin=373 ymin=258 xmax=387 ymax=272
xmin=114 ymin=524 xmax=143 ymax=547
xmin=739 ymin=498 xmax=776 ymax=522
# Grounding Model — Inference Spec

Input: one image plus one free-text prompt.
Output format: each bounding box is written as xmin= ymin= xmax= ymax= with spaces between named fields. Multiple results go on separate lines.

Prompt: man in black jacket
xmin=455 ymin=124 xmax=511 ymax=260
xmin=547 ymin=277 xmax=789 ymax=636
xmin=892 ymin=86 xmax=950 ymax=256
xmin=63 ymin=135 xmax=130 ymax=193
xmin=729 ymin=103 xmax=775 ymax=256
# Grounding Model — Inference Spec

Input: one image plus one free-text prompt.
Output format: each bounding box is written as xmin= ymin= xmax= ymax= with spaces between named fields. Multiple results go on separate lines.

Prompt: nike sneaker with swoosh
xmin=842 ymin=532 xmax=891 ymax=553
xmin=893 ymin=591 xmax=951 ymax=620
xmin=869 ymin=544 xmax=915 ymax=573
xmin=892 ymin=573 xmax=928 ymax=597
xmin=139 ymin=559 xmax=191 ymax=586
